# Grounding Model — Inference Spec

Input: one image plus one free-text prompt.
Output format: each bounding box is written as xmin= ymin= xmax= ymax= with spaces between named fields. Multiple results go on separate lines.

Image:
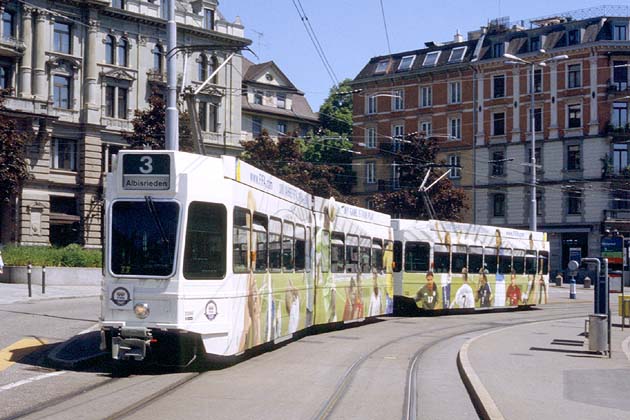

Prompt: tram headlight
xmin=134 ymin=303 xmax=150 ymax=319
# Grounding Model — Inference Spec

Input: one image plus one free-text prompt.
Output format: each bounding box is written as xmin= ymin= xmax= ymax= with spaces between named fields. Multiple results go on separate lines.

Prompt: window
xmin=397 ymin=55 xmax=415 ymax=71
xmin=404 ymin=242 xmax=430 ymax=272
xmin=434 ymin=244 xmax=450 ymax=273
xmin=613 ymin=102 xmax=629 ymax=129
xmin=252 ymin=117 xmax=262 ymax=137
xmin=199 ymin=102 xmax=207 ymax=131
xmin=366 ymin=162 xmax=376 ymax=184
xmin=0 ymin=63 xmax=11 ymax=89
xmin=282 ymin=221 xmax=294 ymax=271
xmin=567 ymin=64 xmax=581 ymax=88
xmin=613 ymin=144 xmax=628 ymax=174
xmin=529 ymin=108 xmax=542 ymax=132
xmin=210 ymin=56 xmax=219 ymax=84
xmin=152 ymin=45 xmax=164 ymax=72
xmin=420 ymin=86 xmax=432 ymax=108
xmin=468 ymin=246 xmax=483 ymax=273
xmin=204 ymin=8 xmax=215 ymax=30
xmin=105 ymin=85 xmax=128 ymax=119
xmin=567 ymin=190 xmax=582 ymax=214
xmin=493 ymin=193 xmax=506 ymax=217
xmin=277 ymin=121 xmax=287 ymax=136
xmin=568 ymin=29 xmax=580 ymax=45
xmin=105 ymin=35 xmax=115 ymax=65
xmin=232 ymin=208 xmax=250 ymax=273
xmin=198 ymin=54 xmax=208 ymax=81
xmin=2 ymin=11 xmax=15 ymax=39
xmin=51 ymin=138 xmax=77 ymax=171
xmin=484 ymin=247 xmax=498 ymax=273
xmin=54 ymin=22 xmax=71 ymax=54
xmin=614 ymin=24 xmax=628 ymax=41
xmin=367 ymin=95 xmax=377 ymax=114
xmin=448 ymin=154 xmax=461 ymax=179
xmin=491 ymin=150 xmax=505 ymax=176
xmin=53 ymin=75 xmax=71 ymax=109
xmin=183 ymin=202 xmax=226 ymax=279
xmin=420 ymin=120 xmax=432 ymax=137
xmin=449 ymin=81 xmax=461 ymax=104
xmin=391 ymin=163 xmax=400 ymax=189
xmin=105 ymin=86 xmax=115 ymax=117
xmin=374 ymin=59 xmax=389 ymax=74
xmin=613 ymin=61 xmax=628 ymax=91
xmin=253 ymin=215 xmax=269 ymax=271
xmin=448 ymin=46 xmax=467 ymax=63
xmin=492 ymin=112 xmax=505 ymax=136
xmin=253 ymin=90 xmax=263 ymax=105
xmin=526 ymin=147 xmax=542 ymax=175
xmin=392 ymin=124 xmax=404 ymax=152
xmin=536 ymin=191 xmax=543 ymax=217
xmin=331 ymin=232 xmax=345 ymax=273
xmin=365 ymin=127 xmax=377 ymax=149
xmin=530 ymin=36 xmax=540 ymax=52
xmin=295 ymin=225 xmax=306 ymax=271
xmin=423 ymin=51 xmax=440 ymax=67
xmin=112 ymin=0 xmax=125 ymax=9
xmin=117 ymin=38 xmax=128 ymax=67
xmin=493 ymin=74 xmax=505 ymax=98
xmin=567 ymin=104 xmax=581 ymax=128
xmin=345 ymin=234 xmax=358 ymax=273
xmin=117 ymin=87 xmax=128 ymax=119
xmin=277 ymin=94 xmax=286 ymax=109
xmin=269 ymin=218 xmax=282 ymax=270
xmin=567 ymin=144 xmax=581 ymax=170
xmin=449 ymin=117 xmax=461 ymax=139
xmin=530 ymin=68 xmax=542 ymax=93
xmin=392 ymin=89 xmax=404 ymax=111
xmin=492 ymin=43 xmax=504 ymax=58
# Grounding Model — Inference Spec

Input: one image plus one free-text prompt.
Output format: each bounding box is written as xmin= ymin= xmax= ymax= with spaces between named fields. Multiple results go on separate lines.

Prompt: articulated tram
xmin=101 ymin=150 xmax=549 ymax=365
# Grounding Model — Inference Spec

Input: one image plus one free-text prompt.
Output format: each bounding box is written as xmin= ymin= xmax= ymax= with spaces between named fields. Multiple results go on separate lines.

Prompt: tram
xmin=392 ymin=219 xmax=550 ymax=312
xmin=101 ymin=150 xmax=393 ymax=365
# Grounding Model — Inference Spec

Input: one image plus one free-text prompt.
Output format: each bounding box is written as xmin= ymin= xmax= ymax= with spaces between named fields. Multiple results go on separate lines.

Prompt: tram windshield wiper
xmin=145 ymin=195 xmax=170 ymax=246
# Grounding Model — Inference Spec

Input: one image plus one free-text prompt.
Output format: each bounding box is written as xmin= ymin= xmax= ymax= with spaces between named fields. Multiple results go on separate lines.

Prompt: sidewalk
xmin=0 ymin=283 xmax=101 ymax=305
xmin=461 ymin=284 xmax=630 ymax=419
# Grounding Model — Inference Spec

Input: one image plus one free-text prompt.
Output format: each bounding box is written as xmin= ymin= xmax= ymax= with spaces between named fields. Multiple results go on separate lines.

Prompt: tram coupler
xmin=111 ymin=327 xmax=152 ymax=361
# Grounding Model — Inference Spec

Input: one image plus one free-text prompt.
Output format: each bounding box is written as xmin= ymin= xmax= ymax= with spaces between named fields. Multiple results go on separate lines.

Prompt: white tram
xmin=101 ymin=151 xmax=393 ymax=365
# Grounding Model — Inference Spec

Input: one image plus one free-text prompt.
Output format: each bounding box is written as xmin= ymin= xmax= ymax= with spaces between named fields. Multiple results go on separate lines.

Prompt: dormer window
xmin=397 ymin=55 xmax=415 ymax=71
xmin=568 ymin=29 xmax=580 ymax=45
xmin=112 ymin=0 xmax=125 ymax=9
xmin=423 ymin=51 xmax=440 ymax=67
xmin=204 ymin=8 xmax=215 ymax=31
xmin=492 ymin=43 xmax=504 ymax=58
xmin=374 ymin=59 xmax=389 ymax=74
xmin=614 ymin=23 xmax=628 ymax=41
xmin=530 ymin=36 xmax=541 ymax=52
xmin=448 ymin=46 xmax=466 ymax=63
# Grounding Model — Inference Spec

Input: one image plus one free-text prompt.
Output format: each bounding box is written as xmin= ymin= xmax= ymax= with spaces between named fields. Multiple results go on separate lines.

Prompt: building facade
xmin=350 ymin=7 xmax=630 ymax=272
xmin=0 ymin=0 xmax=249 ymax=248
xmin=241 ymin=57 xmax=318 ymax=141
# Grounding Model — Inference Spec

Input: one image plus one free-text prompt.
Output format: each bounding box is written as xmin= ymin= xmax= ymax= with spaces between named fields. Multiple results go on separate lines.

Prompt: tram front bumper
xmin=110 ymin=327 xmax=152 ymax=361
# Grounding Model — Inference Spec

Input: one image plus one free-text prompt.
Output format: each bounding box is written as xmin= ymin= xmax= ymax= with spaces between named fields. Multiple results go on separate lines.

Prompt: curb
xmin=47 ymin=331 xmax=107 ymax=370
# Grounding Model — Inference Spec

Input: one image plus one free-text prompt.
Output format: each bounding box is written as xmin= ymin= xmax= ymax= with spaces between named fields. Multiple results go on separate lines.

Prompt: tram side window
xmin=392 ymin=241 xmax=402 ymax=273
xmin=499 ymin=249 xmax=512 ymax=274
xmin=183 ymin=202 xmax=226 ymax=279
xmin=434 ymin=244 xmax=450 ymax=273
xmin=321 ymin=229 xmax=331 ymax=273
xmin=468 ymin=246 xmax=483 ymax=273
xmin=283 ymin=221 xmax=294 ymax=271
xmin=372 ymin=239 xmax=384 ymax=272
xmin=232 ymin=207 xmax=250 ymax=273
xmin=513 ymin=249 xmax=526 ymax=274
xmin=305 ymin=227 xmax=312 ymax=272
xmin=269 ymin=218 xmax=282 ymax=271
xmin=484 ymin=248 xmax=498 ymax=274
xmin=346 ymin=234 xmax=359 ymax=273
xmin=525 ymin=250 xmax=537 ymax=275
xmin=452 ymin=245 xmax=467 ymax=274
xmin=404 ymin=241 xmax=430 ymax=272
xmin=295 ymin=224 xmax=306 ymax=271
xmin=254 ymin=213 xmax=268 ymax=272
xmin=539 ymin=251 xmax=549 ymax=274
xmin=359 ymin=236 xmax=371 ymax=273
xmin=331 ymin=232 xmax=345 ymax=273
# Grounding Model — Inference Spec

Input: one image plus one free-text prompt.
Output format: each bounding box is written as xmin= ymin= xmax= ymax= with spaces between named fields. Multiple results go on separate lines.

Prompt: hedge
xmin=1 ymin=244 xmax=102 ymax=268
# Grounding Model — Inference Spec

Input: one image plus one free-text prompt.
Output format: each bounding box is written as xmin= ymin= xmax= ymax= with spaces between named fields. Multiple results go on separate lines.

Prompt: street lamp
xmin=504 ymin=52 xmax=568 ymax=231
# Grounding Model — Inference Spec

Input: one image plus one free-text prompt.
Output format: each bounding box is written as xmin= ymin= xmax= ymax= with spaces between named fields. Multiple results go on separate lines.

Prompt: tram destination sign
xmin=122 ymin=154 xmax=171 ymax=190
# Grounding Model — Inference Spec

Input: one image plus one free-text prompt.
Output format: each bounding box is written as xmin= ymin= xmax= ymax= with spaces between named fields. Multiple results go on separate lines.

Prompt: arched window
xmin=117 ymin=38 xmax=128 ymax=67
xmin=211 ymin=55 xmax=219 ymax=84
xmin=152 ymin=44 xmax=164 ymax=72
xmin=105 ymin=35 xmax=115 ymax=64
xmin=198 ymin=53 xmax=208 ymax=81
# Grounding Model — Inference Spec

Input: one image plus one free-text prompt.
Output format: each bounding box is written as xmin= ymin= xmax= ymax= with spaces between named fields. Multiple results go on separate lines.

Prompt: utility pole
xmin=166 ymin=0 xmax=178 ymax=151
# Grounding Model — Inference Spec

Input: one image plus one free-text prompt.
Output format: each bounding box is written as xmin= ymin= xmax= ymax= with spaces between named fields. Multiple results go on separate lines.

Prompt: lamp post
xmin=504 ymin=52 xmax=568 ymax=231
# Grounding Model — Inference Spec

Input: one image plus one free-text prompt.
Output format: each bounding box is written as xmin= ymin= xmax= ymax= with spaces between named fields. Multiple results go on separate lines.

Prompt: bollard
xmin=27 ymin=262 xmax=32 ymax=298
xmin=570 ymin=276 xmax=577 ymax=299
xmin=42 ymin=265 xmax=46 ymax=294
xmin=584 ymin=276 xmax=591 ymax=289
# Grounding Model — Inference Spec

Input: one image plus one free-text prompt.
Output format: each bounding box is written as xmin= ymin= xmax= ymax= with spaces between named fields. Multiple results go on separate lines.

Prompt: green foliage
xmin=0 ymin=90 xmax=31 ymax=203
xmin=2 ymin=245 xmax=102 ymax=267
xmin=318 ymin=79 xmax=354 ymax=136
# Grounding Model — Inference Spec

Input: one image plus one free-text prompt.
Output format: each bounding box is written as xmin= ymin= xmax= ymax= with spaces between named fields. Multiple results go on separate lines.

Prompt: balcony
xmin=146 ymin=69 xmax=166 ymax=85
xmin=0 ymin=35 xmax=25 ymax=56
xmin=606 ymin=81 xmax=630 ymax=97
xmin=604 ymin=123 xmax=630 ymax=142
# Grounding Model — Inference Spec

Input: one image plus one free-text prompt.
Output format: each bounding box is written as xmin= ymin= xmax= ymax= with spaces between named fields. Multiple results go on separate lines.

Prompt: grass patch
xmin=1 ymin=244 xmax=102 ymax=267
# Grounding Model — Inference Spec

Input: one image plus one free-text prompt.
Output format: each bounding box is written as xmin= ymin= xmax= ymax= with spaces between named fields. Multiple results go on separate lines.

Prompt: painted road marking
xmin=0 ymin=371 xmax=65 ymax=393
xmin=0 ymin=337 xmax=48 ymax=372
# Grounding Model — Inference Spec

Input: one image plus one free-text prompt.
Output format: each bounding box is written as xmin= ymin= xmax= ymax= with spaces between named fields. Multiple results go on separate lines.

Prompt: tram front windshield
xmin=111 ymin=200 xmax=179 ymax=276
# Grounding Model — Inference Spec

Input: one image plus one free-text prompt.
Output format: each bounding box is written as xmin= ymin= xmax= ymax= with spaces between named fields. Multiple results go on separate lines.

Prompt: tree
xmin=0 ymin=90 xmax=30 ymax=204
xmin=318 ymin=79 xmax=354 ymax=136
xmin=370 ymin=133 xmax=468 ymax=220
xmin=125 ymin=93 xmax=194 ymax=152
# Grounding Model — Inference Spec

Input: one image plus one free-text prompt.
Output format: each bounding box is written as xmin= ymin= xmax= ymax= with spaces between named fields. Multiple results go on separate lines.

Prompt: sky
xmin=219 ymin=1 xmax=630 ymax=110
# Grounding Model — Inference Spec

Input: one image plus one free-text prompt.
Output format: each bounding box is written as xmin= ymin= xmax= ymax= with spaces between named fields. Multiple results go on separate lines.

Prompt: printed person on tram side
xmin=506 ymin=269 xmax=522 ymax=306
xmin=477 ymin=270 xmax=492 ymax=308
xmin=451 ymin=267 xmax=475 ymax=309
xmin=415 ymin=271 xmax=440 ymax=310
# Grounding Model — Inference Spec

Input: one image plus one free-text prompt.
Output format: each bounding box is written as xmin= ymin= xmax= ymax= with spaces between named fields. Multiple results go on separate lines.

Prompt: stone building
xmin=350 ymin=7 xmax=630 ymax=271
xmin=0 ymin=0 xmax=249 ymax=248
xmin=241 ymin=57 xmax=319 ymax=141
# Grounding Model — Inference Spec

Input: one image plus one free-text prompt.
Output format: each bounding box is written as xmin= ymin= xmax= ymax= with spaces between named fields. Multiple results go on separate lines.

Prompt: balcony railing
xmin=0 ymin=35 xmax=25 ymax=53
xmin=604 ymin=209 xmax=630 ymax=221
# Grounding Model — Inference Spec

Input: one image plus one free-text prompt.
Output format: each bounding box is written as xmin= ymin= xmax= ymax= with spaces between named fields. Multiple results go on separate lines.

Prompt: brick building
xmin=350 ymin=7 xmax=630 ymax=271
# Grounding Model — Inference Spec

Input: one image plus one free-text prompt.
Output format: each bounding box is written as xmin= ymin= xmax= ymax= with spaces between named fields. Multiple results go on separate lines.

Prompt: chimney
xmin=454 ymin=30 xmax=464 ymax=43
